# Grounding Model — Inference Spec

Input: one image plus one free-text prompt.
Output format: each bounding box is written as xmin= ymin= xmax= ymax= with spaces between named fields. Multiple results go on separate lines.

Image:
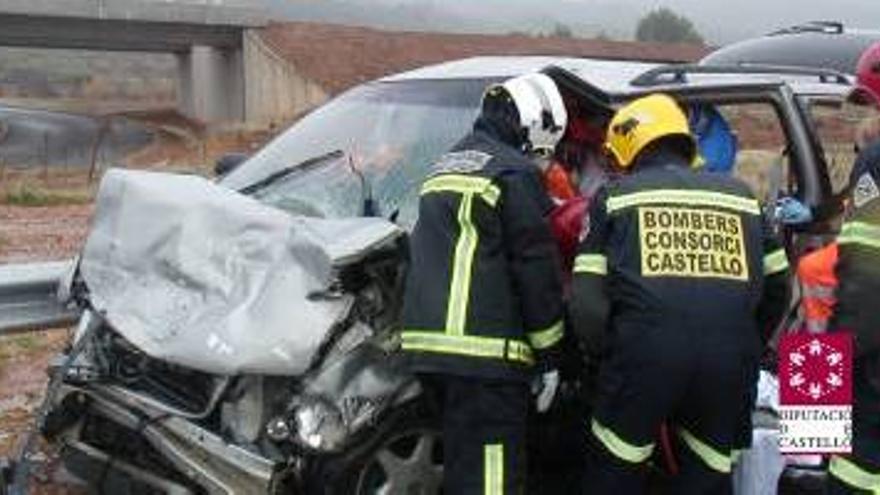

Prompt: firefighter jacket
xmin=400 ymin=122 xmax=565 ymax=382
xmin=833 ymin=219 xmax=880 ymax=358
xmin=570 ymin=152 xmax=790 ymax=361
xmin=832 ymin=142 xmax=880 ymax=359
xmin=826 ymin=141 xmax=880 ymax=494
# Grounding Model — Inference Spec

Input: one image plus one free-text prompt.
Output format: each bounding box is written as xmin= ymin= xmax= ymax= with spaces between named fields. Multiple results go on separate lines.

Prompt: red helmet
xmin=851 ymin=41 xmax=880 ymax=107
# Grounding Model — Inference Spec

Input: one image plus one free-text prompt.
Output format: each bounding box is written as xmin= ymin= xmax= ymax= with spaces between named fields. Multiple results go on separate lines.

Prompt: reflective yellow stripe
xmin=446 ymin=193 xmax=478 ymax=336
xmin=678 ymin=428 xmax=731 ymax=473
xmin=507 ymin=342 xmax=533 ymax=364
xmin=606 ymin=189 xmax=761 ymax=215
xmin=573 ymin=254 xmax=608 ymax=275
xmin=838 ymin=221 xmax=880 ymax=250
xmin=421 ymin=174 xmax=501 ymax=207
xmin=400 ymin=331 xmax=535 ymax=365
xmin=591 ymin=419 xmax=654 ymax=463
xmin=484 ymin=443 xmax=504 ymax=495
xmin=527 ymin=320 xmax=564 ymax=350
xmin=829 ymin=456 xmax=880 ymax=491
xmin=731 ymin=449 xmax=743 ymax=464
xmin=763 ymin=248 xmax=789 ymax=276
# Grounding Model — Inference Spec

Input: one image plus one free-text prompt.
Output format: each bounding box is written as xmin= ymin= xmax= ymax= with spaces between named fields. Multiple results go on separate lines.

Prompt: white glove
xmin=535 ymin=369 xmax=560 ymax=413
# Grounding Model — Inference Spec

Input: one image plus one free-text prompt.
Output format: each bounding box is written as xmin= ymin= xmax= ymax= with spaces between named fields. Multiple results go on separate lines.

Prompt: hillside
xmin=261 ymin=22 xmax=709 ymax=95
xmin=273 ymin=0 xmax=880 ymax=44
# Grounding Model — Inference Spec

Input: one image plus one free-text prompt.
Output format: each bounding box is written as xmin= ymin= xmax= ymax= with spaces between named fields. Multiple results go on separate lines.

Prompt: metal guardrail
xmin=0 ymin=261 xmax=80 ymax=336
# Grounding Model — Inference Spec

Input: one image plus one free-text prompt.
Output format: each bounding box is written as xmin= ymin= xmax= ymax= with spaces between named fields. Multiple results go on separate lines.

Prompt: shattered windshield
xmin=222 ymin=78 xmax=493 ymax=228
xmin=248 ymin=152 xmax=363 ymax=218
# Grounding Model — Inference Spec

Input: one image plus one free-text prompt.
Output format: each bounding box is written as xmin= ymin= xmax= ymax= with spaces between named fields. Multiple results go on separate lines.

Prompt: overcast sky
xmin=278 ymin=0 xmax=880 ymax=44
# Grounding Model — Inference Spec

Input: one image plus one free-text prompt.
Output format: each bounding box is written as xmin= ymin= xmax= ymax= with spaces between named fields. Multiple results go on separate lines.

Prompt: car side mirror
xmin=214 ymin=153 xmax=249 ymax=177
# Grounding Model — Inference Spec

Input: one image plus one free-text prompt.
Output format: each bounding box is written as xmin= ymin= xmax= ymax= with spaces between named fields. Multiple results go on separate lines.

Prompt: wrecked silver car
xmin=13 ymin=56 xmax=867 ymax=494
xmin=40 ymin=168 xmax=426 ymax=494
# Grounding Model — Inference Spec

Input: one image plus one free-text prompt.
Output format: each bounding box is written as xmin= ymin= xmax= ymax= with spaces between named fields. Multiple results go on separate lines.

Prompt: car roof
xmin=380 ymin=56 xmax=657 ymax=94
xmin=703 ymin=23 xmax=880 ymax=75
xmin=378 ymin=55 xmax=852 ymax=100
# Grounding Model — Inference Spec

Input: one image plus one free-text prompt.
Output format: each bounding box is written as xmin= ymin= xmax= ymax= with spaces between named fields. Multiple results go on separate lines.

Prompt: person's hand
xmin=774 ymin=197 xmax=813 ymax=225
xmin=534 ymin=369 xmax=560 ymax=413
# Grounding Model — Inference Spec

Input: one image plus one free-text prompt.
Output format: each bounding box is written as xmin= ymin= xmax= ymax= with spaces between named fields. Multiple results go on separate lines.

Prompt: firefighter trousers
xmin=581 ymin=325 xmax=757 ymax=494
xmin=826 ymin=357 xmax=880 ymax=494
xmin=423 ymin=374 xmax=528 ymax=495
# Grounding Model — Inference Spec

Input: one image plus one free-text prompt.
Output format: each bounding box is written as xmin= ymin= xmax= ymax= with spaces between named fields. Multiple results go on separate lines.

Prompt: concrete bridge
xmin=0 ymin=0 xmax=281 ymax=123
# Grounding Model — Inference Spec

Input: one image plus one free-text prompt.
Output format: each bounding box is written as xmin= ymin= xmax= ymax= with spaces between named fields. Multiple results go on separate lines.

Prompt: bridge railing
xmin=0 ymin=0 xmax=268 ymax=27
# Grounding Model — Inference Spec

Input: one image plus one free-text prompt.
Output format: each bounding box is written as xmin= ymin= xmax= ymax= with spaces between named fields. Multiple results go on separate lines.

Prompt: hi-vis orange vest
xmin=797 ymin=243 xmax=839 ymax=333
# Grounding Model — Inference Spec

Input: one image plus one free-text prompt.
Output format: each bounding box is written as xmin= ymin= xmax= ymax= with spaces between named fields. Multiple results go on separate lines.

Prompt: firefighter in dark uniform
xmin=570 ymin=94 xmax=790 ymax=493
xmin=826 ymin=139 xmax=880 ymax=494
xmin=400 ymin=73 xmax=567 ymax=494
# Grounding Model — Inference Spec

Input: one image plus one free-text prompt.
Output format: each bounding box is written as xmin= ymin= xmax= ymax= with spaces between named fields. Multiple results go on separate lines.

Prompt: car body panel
xmin=380 ymin=56 xmax=659 ymax=96
xmin=81 ymin=169 xmax=402 ymax=376
xmin=702 ymin=24 xmax=880 ymax=74
xmin=221 ymin=56 xmax=853 ymax=235
xmin=379 ymin=55 xmax=854 ymax=100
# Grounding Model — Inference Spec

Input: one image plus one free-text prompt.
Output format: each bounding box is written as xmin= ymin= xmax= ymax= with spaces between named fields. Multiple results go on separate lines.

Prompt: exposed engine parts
xmin=28 ymin=236 xmax=421 ymax=494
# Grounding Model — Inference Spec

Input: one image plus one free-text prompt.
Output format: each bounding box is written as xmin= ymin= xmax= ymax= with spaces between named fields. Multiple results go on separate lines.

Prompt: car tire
xmin=307 ymin=400 xmax=443 ymax=495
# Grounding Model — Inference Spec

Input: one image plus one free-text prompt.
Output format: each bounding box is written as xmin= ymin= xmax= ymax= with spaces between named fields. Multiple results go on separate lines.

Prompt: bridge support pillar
xmin=177 ymin=45 xmax=245 ymax=123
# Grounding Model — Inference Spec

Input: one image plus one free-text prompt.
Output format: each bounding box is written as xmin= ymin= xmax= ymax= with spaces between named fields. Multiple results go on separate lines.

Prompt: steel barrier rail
xmin=0 ymin=261 xmax=79 ymax=336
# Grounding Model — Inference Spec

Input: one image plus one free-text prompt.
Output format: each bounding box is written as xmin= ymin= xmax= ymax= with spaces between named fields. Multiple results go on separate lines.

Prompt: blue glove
xmin=774 ymin=197 xmax=813 ymax=225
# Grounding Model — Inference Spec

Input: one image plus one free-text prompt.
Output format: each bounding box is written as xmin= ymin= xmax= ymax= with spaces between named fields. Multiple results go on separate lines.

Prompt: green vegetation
xmin=2 ymin=182 xmax=92 ymax=207
xmin=635 ymin=7 xmax=704 ymax=44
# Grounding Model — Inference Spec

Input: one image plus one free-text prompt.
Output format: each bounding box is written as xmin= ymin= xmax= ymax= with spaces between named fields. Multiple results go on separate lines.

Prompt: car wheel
xmin=354 ymin=427 xmax=443 ymax=494
xmin=309 ymin=401 xmax=443 ymax=495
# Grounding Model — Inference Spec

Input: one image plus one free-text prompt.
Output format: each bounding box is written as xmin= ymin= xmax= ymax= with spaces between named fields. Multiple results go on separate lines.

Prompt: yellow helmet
xmin=604 ymin=93 xmax=696 ymax=170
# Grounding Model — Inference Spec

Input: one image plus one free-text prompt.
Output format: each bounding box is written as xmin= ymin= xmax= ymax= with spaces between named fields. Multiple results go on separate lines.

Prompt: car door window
xmin=713 ymin=103 xmax=791 ymax=203
xmin=806 ymin=98 xmax=880 ymax=196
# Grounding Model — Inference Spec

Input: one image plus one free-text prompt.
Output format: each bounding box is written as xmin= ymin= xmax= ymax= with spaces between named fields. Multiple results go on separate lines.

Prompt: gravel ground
xmin=0 ymin=205 xmax=92 ymax=264
xmin=0 ymin=329 xmax=87 ymax=494
xmin=0 ymin=204 xmax=92 ymax=492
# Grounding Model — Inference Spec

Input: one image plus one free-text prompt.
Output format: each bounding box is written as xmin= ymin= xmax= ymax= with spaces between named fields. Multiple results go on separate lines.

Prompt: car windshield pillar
xmin=779 ymin=85 xmax=826 ymax=209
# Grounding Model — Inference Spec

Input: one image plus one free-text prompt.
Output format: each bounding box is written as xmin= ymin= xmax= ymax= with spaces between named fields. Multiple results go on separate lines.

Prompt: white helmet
xmin=484 ymin=73 xmax=568 ymax=156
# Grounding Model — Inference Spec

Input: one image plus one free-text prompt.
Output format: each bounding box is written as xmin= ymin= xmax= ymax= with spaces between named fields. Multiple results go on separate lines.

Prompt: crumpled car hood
xmin=80 ymin=169 xmax=402 ymax=376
